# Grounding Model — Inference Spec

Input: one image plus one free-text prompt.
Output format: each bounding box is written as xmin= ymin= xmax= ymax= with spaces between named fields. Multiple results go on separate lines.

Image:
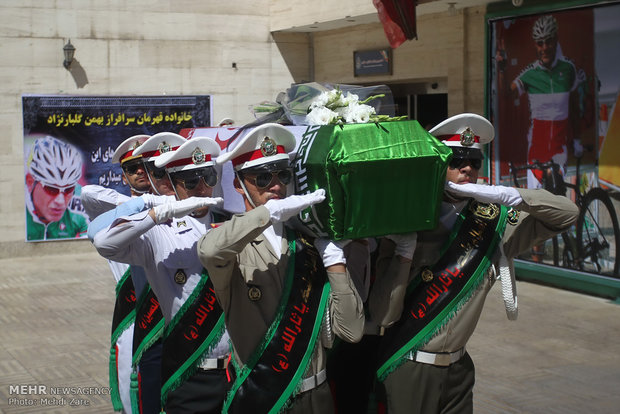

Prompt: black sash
xmin=376 ymin=202 xmax=507 ymax=381
xmin=224 ymin=233 xmax=330 ymax=414
xmin=160 ymin=270 xmax=225 ymax=406
xmin=132 ymin=285 xmax=164 ymax=365
xmin=111 ymin=268 xmax=136 ymax=338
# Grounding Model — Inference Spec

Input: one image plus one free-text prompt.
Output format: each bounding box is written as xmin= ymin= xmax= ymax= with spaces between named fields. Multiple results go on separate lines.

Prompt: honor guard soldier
xmin=82 ymin=134 xmax=152 ymax=414
xmin=91 ymin=136 xmax=230 ymax=414
xmin=131 ymin=132 xmax=187 ymax=197
xmin=197 ymin=123 xmax=365 ymax=414
xmin=370 ymin=113 xmax=578 ymax=414
xmin=84 ymin=134 xmax=171 ymax=414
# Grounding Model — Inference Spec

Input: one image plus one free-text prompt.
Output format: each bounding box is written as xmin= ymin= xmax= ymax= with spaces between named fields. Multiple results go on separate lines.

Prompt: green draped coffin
xmin=292 ymin=120 xmax=452 ymax=240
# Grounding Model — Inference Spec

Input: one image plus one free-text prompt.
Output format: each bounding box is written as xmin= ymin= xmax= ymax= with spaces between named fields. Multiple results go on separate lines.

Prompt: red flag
xmin=373 ymin=0 xmax=417 ymax=49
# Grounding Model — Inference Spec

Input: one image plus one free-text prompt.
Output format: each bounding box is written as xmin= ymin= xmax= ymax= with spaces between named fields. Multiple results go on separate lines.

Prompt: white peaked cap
xmin=132 ymin=132 xmax=187 ymax=161
xmin=111 ymin=134 xmax=150 ymax=164
xmin=154 ymin=137 xmax=220 ymax=173
xmin=216 ymin=123 xmax=296 ymax=171
xmin=429 ymin=113 xmax=494 ymax=151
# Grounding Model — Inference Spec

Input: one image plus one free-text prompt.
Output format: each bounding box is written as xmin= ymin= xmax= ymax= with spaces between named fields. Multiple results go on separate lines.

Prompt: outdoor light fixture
xmin=63 ymin=39 xmax=75 ymax=69
xmin=448 ymin=2 xmax=457 ymax=16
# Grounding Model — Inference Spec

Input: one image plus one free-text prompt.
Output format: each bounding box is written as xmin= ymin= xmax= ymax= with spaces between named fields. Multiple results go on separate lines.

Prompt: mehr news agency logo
xmin=7 ymin=384 xmax=111 ymax=407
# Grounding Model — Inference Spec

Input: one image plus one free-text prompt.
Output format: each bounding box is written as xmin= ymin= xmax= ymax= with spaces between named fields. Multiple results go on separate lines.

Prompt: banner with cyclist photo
xmin=487 ymin=2 xmax=620 ymax=277
xmin=22 ymin=95 xmax=212 ymax=242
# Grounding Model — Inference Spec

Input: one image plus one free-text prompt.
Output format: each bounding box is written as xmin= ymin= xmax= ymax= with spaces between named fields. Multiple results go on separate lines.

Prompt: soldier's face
xmin=170 ymin=167 xmax=218 ymax=218
xmin=445 ymin=159 xmax=480 ymax=185
xmin=144 ymin=160 xmax=175 ymax=196
xmin=536 ymin=36 xmax=557 ymax=68
xmin=173 ymin=179 xmax=213 ymax=218
xmin=237 ymin=169 xmax=288 ymax=210
xmin=121 ymin=159 xmax=151 ymax=194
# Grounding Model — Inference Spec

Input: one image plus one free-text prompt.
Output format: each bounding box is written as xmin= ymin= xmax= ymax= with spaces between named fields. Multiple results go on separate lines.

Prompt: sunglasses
xmin=244 ymin=169 xmax=293 ymax=189
xmin=144 ymin=161 xmax=167 ymax=180
xmin=449 ymin=158 xmax=482 ymax=170
xmin=122 ymin=160 xmax=145 ymax=175
xmin=171 ymin=167 xmax=218 ymax=190
xmin=40 ymin=182 xmax=75 ymax=197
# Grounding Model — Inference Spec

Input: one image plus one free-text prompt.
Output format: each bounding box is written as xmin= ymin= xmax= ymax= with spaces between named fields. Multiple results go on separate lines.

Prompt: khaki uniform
xmin=197 ymin=205 xmax=364 ymax=412
xmin=373 ymin=188 xmax=579 ymax=414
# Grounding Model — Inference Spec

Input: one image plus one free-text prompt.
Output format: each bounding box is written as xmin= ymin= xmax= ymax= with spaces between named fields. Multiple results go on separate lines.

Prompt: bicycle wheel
xmin=576 ymin=188 xmax=620 ymax=277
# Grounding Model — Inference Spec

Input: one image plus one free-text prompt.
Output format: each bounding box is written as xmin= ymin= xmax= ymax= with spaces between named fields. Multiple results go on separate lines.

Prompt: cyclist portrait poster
xmin=22 ymin=95 xmax=212 ymax=242
xmin=488 ymin=2 xmax=620 ymax=277
xmin=489 ymin=7 xmax=597 ymax=187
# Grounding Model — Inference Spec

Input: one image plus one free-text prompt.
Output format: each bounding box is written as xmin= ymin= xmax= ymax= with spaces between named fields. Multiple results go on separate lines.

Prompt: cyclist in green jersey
xmin=497 ymin=14 xmax=586 ymax=188
xmin=496 ymin=15 xmax=589 ymax=261
xmin=25 ymin=135 xmax=87 ymax=241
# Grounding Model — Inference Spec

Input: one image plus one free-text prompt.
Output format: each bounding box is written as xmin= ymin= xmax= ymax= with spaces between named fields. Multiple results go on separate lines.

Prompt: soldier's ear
xmin=233 ymin=176 xmax=244 ymax=195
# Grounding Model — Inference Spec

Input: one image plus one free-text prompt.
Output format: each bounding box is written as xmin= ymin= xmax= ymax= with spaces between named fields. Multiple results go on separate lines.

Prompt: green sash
xmin=109 ymin=267 xmax=137 ymax=411
xmin=376 ymin=202 xmax=507 ymax=381
xmin=223 ymin=232 xmax=330 ymax=414
xmin=160 ymin=270 xmax=226 ymax=407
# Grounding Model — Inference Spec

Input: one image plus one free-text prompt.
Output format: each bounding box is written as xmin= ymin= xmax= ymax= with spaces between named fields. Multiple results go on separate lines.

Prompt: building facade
xmin=0 ymin=0 xmax=583 ymax=258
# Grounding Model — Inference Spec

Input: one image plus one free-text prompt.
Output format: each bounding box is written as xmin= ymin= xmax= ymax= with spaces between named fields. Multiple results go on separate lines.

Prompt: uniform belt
xmin=363 ymin=325 xmax=386 ymax=336
xmin=299 ymin=369 xmax=327 ymax=393
xmin=198 ymin=357 xmax=228 ymax=370
xmin=406 ymin=348 xmax=466 ymax=367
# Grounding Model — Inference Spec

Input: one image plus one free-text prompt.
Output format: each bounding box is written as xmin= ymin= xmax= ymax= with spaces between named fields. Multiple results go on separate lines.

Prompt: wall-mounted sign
xmin=354 ymin=48 xmax=392 ymax=76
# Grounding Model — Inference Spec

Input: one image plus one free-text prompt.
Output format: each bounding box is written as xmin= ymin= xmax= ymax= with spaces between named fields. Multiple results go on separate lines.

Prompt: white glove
xmin=386 ymin=232 xmax=417 ymax=260
xmin=314 ymin=238 xmax=351 ymax=267
xmin=445 ymin=181 xmax=522 ymax=207
xmin=264 ymin=189 xmax=326 ymax=223
xmin=141 ymin=193 xmax=174 ymax=209
xmin=152 ymin=196 xmax=223 ymax=224
xmin=573 ymin=139 xmax=584 ymax=158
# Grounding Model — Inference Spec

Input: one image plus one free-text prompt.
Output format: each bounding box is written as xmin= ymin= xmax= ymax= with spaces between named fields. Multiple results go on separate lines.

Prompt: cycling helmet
xmin=27 ymin=136 xmax=83 ymax=187
xmin=532 ymin=15 xmax=558 ymax=41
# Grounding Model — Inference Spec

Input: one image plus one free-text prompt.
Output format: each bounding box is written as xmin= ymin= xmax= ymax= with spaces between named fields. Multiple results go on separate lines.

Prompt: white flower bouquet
xmin=250 ymin=82 xmax=407 ymax=126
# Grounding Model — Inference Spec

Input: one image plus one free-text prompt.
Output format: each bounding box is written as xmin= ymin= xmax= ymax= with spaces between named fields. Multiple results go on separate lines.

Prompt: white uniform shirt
xmin=81 ymin=185 xmax=137 ymax=414
xmin=81 ymin=185 xmax=146 ymax=291
xmin=93 ymin=209 xmax=230 ymax=358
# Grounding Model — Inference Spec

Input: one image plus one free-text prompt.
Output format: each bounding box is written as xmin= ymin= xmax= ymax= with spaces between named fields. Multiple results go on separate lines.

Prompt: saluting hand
xmin=445 ymin=181 xmax=522 ymax=207
xmin=152 ymin=196 xmax=224 ymax=224
xmin=264 ymin=189 xmax=326 ymax=223
xmin=140 ymin=193 xmax=175 ymax=208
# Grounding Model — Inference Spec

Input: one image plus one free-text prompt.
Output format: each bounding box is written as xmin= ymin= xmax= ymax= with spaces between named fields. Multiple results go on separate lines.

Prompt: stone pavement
xmin=0 ymin=250 xmax=619 ymax=413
